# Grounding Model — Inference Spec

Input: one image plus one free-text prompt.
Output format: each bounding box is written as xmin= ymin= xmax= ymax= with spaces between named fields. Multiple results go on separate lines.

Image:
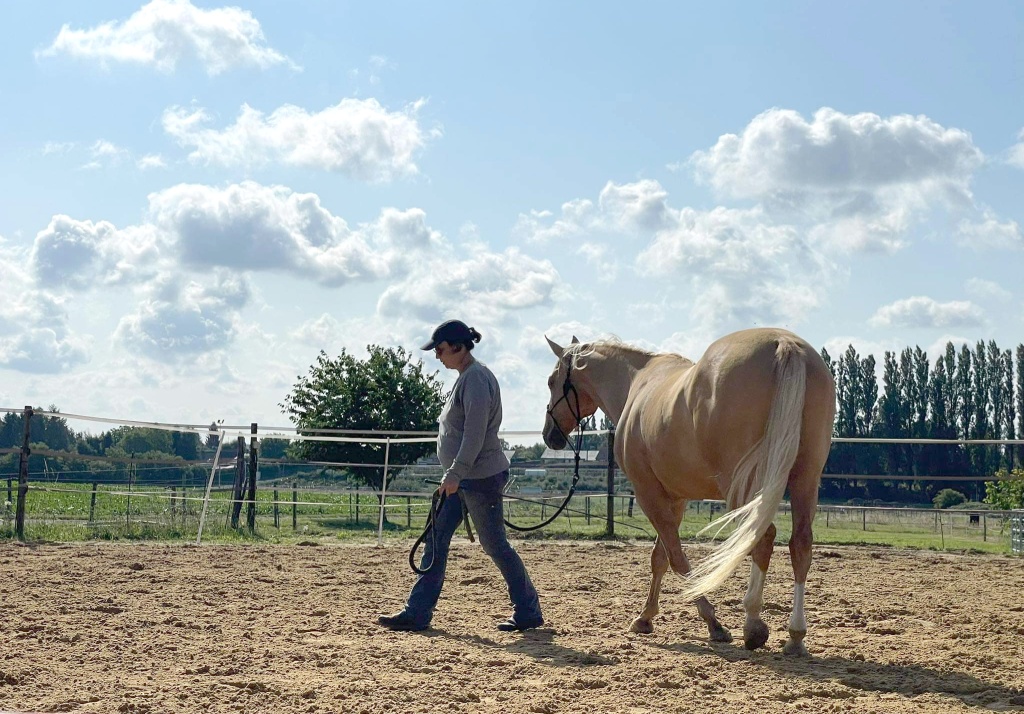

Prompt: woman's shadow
xmin=428 ymin=628 xmax=618 ymax=668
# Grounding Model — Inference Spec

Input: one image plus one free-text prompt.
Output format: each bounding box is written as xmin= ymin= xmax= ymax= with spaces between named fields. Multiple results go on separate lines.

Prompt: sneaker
xmin=496 ymin=614 xmax=544 ymax=632
xmin=377 ymin=611 xmax=429 ymax=631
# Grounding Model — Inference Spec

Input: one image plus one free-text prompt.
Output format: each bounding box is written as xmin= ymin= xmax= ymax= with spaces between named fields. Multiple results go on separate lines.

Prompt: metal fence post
xmin=376 ymin=438 xmax=391 ymax=547
xmin=605 ymin=426 xmax=615 ymax=537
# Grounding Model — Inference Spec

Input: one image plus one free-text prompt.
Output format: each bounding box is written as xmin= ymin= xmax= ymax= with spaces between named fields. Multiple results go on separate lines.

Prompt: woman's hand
xmin=438 ymin=473 xmax=460 ymax=496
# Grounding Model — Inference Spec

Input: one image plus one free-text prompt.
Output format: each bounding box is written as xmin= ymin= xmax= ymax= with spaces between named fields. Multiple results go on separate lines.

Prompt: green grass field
xmin=1 ymin=479 xmax=1018 ymax=554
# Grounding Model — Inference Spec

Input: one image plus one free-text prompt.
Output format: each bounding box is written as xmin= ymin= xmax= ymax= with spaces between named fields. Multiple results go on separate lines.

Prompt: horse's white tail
xmin=681 ymin=339 xmax=807 ymax=601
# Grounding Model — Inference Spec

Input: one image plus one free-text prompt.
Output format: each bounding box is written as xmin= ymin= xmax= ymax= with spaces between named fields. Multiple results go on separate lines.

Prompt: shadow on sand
xmin=427 ymin=628 xmax=618 ymax=668
xmin=650 ymin=640 xmax=1024 ymax=709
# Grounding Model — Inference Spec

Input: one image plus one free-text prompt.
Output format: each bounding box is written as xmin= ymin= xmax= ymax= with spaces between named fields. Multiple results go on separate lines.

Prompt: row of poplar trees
xmin=821 ymin=340 xmax=1023 ymax=503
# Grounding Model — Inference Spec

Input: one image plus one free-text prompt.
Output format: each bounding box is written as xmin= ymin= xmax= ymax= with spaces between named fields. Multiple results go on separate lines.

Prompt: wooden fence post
xmin=230 ymin=437 xmax=245 ymax=528
xmin=89 ymin=482 xmax=97 ymax=523
xmin=292 ymin=482 xmax=298 ymax=530
xmin=605 ymin=426 xmax=615 ymax=538
xmin=246 ymin=423 xmax=258 ymax=533
xmin=273 ymin=487 xmax=279 ymax=529
xmin=15 ymin=406 xmax=32 ymax=541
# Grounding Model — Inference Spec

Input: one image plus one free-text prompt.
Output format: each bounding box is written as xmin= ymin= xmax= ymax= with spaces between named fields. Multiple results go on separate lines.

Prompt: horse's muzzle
xmin=542 ymin=417 xmax=567 ymax=450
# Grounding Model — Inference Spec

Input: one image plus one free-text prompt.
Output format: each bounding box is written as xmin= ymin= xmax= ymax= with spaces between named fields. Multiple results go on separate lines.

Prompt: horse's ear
xmin=545 ymin=335 xmax=564 ymax=358
xmin=571 ymin=335 xmax=580 ymax=344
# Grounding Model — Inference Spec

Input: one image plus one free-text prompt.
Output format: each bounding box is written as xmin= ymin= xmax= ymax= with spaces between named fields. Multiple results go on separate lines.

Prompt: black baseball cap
xmin=420 ymin=319 xmax=473 ymax=350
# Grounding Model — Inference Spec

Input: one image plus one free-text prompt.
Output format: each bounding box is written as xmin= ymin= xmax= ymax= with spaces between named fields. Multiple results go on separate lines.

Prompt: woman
xmin=378 ymin=319 xmax=544 ymax=632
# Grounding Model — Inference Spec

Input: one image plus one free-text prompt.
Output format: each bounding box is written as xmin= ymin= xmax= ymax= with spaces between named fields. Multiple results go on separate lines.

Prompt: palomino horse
xmin=543 ymin=328 xmax=835 ymax=655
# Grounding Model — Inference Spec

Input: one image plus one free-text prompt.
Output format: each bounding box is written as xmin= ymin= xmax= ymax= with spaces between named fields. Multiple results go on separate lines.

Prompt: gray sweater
xmin=437 ymin=360 xmax=510 ymax=485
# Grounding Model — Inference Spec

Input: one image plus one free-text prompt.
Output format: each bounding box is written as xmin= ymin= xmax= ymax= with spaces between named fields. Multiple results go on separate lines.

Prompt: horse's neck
xmin=587 ymin=347 xmax=652 ymax=424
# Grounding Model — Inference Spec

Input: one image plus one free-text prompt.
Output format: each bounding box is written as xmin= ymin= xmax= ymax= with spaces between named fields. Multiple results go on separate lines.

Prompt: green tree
xmin=108 ymin=427 xmax=174 ymax=456
xmin=172 ymin=432 xmax=200 ymax=460
xmin=984 ymin=470 xmax=1024 ymax=509
xmin=932 ymin=488 xmax=967 ymax=509
xmin=281 ymin=346 xmax=447 ymax=492
xmin=511 ymin=444 xmax=546 ymax=462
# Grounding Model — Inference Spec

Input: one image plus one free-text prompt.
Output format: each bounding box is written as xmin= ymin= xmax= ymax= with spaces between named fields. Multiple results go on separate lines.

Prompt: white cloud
xmin=925 ymin=335 xmax=973 ymax=360
xmin=0 ymin=246 xmax=90 ymax=373
xmin=114 ymin=273 xmax=250 ymax=361
xmin=289 ymin=313 xmax=342 ymax=347
xmin=1009 ymin=129 xmax=1024 ymax=169
xmin=79 ymin=139 xmax=129 ymax=170
xmin=597 ymin=179 xmax=672 ymax=233
xmin=965 ymin=278 xmax=1012 ymax=303
xmin=690 ymin=108 xmax=984 ymax=253
xmin=513 ymin=180 xmax=669 ymax=243
xmin=956 ymin=210 xmax=1022 ymax=249
xmin=692 ymin=107 xmax=982 ymax=202
xmin=137 ymin=154 xmax=167 ymax=170
xmin=521 ymin=178 xmax=838 ymax=333
xmin=31 ymin=215 xmax=164 ymax=290
xmin=42 ymin=141 xmax=75 ymax=156
xmin=162 ymin=98 xmax=435 ymax=181
xmin=513 ymin=202 xmax=594 ymax=244
xmin=576 ymin=243 xmax=617 ymax=282
xmin=147 ymin=181 xmax=441 ymax=285
xmin=636 ymin=205 xmax=833 ymax=328
xmin=517 ymin=321 xmax=604 ymax=359
xmin=368 ymin=54 xmax=395 ymax=85
xmin=38 ymin=0 xmax=297 ymax=75
xmin=376 ymin=247 xmax=560 ymax=325
xmin=868 ymin=296 xmax=985 ymax=329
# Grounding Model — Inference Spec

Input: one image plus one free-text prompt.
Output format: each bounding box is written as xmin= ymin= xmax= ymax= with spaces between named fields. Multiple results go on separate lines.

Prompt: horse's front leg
xmin=742 ymin=523 xmax=776 ymax=650
xmin=632 ymin=491 xmax=732 ymax=642
xmin=630 ymin=537 xmax=668 ymax=634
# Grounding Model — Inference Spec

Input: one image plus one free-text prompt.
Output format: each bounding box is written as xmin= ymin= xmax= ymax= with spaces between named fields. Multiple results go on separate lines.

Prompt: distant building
xmin=540 ymin=448 xmax=601 ymax=462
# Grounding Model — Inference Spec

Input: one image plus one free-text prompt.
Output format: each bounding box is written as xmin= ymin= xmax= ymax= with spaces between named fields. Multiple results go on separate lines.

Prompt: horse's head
xmin=542 ymin=335 xmax=598 ymax=449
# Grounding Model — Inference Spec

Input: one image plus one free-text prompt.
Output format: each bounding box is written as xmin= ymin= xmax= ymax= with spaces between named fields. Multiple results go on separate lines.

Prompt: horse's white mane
xmin=563 ymin=336 xmax=657 ymax=371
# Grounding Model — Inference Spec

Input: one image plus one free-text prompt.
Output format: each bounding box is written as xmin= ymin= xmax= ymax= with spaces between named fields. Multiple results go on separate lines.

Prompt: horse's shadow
xmin=426 ymin=628 xmax=618 ymax=668
xmin=652 ymin=640 xmax=1024 ymax=708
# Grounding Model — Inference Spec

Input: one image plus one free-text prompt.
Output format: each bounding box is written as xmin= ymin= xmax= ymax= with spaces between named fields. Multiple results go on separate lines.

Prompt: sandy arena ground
xmin=1 ymin=538 xmax=1023 ymax=714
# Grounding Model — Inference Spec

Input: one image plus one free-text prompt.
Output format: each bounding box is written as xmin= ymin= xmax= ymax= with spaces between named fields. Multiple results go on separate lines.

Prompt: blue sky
xmin=1 ymin=0 xmax=1023 ymax=434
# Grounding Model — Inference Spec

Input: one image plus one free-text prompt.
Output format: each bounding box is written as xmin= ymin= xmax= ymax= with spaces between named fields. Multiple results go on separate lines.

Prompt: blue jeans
xmin=405 ymin=471 xmax=542 ymax=627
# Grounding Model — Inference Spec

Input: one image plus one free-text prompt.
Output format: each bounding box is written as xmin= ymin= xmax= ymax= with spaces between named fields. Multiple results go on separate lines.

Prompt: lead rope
xmin=504 ymin=360 xmax=585 ymax=532
xmin=408 ymin=489 xmax=447 ymax=575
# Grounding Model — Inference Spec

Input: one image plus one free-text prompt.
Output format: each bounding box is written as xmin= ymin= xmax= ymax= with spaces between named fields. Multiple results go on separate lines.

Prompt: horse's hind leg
xmin=783 ymin=461 xmax=821 ymax=657
xmin=742 ymin=523 xmax=776 ymax=650
xmin=633 ymin=486 xmax=731 ymax=642
xmin=630 ymin=497 xmax=686 ymax=634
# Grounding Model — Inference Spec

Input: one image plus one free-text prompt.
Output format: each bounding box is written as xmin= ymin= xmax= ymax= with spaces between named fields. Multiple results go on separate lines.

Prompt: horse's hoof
xmin=709 ymin=624 xmax=733 ymax=643
xmin=783 ymin=630 xmax=809 ymax=657
xmin=629 ymin=617 xmax=654 ymax=634
xmin=743 ymin=620 xmax=770 ymax=650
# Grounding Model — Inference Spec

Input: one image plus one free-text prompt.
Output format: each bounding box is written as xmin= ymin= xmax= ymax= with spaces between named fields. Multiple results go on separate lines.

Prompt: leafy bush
xmin=984 ymin=470 xmax=1024 ymax=510
xmin=932 ymin=488 xmax=967 ymax=509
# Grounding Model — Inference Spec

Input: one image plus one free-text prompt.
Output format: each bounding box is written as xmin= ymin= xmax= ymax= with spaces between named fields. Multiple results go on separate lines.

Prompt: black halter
xmin=546 ymin=358 xmax=583 ymax=443
xmin=504 ymin=356 xmax=585 ymax=532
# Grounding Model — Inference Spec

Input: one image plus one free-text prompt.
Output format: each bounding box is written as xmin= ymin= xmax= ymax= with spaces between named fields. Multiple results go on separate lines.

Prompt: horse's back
xmin=618 ymin=328 xmax=834 ymax=500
